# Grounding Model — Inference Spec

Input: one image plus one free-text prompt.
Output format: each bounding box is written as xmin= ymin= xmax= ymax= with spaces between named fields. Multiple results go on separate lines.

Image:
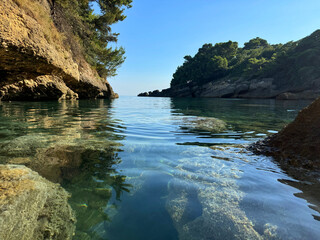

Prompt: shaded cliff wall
xmin=0 ymin=0 xmax=118 ymax=100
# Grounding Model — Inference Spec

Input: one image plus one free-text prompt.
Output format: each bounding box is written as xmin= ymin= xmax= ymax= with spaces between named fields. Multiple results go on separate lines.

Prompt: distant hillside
xmin=139 ymin=30 xmax=320 ymax=100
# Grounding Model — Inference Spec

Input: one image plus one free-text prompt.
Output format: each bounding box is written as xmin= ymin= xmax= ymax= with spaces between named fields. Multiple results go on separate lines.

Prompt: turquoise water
xmin=0 ymin=96 xmax=319 ymax=239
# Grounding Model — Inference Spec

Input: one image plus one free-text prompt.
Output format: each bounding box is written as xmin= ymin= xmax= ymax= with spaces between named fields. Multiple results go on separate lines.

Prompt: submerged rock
xmin=166 ymin=178 xmax=264 ymax=240
xmin=184 ymin=117 xmax=227 ymax=133
xmin=0 ymin=103 xmax=123 ymax=183
xmin=0 ymin=165 xmax=75 ymax=240
xmin=165 ymin=147 xmax=279 ymax=240
xmin=0 ymin=134 xmax=47 ymax=159
xmin=3 ymin=141 xmax=121 ymax=183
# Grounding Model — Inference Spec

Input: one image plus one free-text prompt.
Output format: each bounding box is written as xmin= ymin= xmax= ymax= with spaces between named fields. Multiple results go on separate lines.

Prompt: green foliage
xmin=171 ymin=30 xmax=320 ymax=87
xmin=171 ymin=42 xmax=237 ymax=87
xmin=243 ymin=37 xmax=269 ymax=50
xmin=56 ymin=0 xmax=132 ymax=78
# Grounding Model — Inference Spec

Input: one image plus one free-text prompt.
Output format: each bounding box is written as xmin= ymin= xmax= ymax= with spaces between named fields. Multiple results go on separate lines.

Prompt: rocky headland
xmin=139 ymin=30 xmax=320 ymax=100
xmin=0 ymin=0 xmax=118 ymax=101
xmin=139 ymin=77 xmax=320 ymax=100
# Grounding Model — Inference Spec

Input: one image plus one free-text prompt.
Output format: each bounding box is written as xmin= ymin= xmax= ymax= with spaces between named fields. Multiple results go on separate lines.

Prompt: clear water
xmin=0 ymin=96 xmax=319 ymax=240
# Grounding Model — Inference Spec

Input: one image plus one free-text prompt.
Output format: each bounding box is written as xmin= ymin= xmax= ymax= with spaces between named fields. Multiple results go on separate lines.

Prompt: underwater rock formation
xmin=0 ymin=136 xmax=122 ymax=183
xmin=0 ymin=99 xmax=125 ymax=183
xmin=165 ymin=146 xmax=278 ymax=240
xmin=0 ymin=135 xmax=127 ymax=240
xmin=250 ymin=97 xmax=320 ymax=175
xmin=0 ymin=164 xmax=75 ymax=240
xmin=0 ymin=99 xmax=129 ymax=239
xmin=183 ymin=117 xmax=227 ymax=133
xmin=0 ymin=0 xmax=117 ymax=100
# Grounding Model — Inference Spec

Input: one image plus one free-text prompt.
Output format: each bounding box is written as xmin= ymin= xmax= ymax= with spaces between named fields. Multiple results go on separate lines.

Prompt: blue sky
xmin=107 ymin=0 xmax=320 ymax=96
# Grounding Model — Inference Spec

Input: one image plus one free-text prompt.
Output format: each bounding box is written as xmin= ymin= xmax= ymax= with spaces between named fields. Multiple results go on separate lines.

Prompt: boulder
xmin=0 ymin=164 xmax=76 ymax=240
xmin=184 ymin=117 xmax=227 ymax=133
xmin=250 ymin=97 xmax=320 ymax=173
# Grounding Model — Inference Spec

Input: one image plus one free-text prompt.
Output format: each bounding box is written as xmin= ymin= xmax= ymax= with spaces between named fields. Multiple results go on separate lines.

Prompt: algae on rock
xmin=0 ymin=164 xmax=76 ymax=240
xmin=182 ymin=117 xmax=227 ymax=133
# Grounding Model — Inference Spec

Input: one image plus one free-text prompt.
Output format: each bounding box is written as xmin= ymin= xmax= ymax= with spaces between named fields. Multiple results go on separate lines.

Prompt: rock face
xmin=139 ymin=77 xmax=320 ymax=100
xmin=0 ymin=0 xmax=118 ymax=100
xmin=0 ymin=164 xmax=76 ymax=240
xmin=0 ymin=75 xmax=78 ymax=101
xmin=250 ymin=97 xmax=320 ymax=172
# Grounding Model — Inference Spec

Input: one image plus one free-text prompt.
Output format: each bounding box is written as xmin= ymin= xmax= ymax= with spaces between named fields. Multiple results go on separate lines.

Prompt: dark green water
xmin=0 ymin=96 xmax=319 ymax=240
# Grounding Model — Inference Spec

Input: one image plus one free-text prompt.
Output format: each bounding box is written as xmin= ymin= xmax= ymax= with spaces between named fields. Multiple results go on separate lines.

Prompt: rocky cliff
xmin=139 ymin=30 xmax=320 ymax=100
xmin=0 ymin=0 xmax=118 ymax=101
xmin=139 ymin=77 xmax=320 ymax=100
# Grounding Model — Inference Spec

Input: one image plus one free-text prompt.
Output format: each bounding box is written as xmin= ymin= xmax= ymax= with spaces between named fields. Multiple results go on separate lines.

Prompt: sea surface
xmin=0 ymin=96 xmax=319 ymax=240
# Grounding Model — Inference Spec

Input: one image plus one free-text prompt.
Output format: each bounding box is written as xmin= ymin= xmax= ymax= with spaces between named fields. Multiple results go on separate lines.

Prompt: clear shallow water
xmin=0 ymin=97 xmax=319 ymax=239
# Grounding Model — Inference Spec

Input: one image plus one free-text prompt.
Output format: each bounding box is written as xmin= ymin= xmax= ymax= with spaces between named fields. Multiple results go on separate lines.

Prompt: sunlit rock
xmin=0 ymin=0 xmax=117 ymax=100
xmin=0 ymin=165 xmax=75 ymax=240
xmin=0 ymin=75 xmax=79 ymax=101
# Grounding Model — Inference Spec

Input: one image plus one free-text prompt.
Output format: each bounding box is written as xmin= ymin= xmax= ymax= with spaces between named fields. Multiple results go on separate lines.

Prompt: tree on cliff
xmin=56 ymin=0 xmax=132 ymax=78
xmin=170 ymin=36 xmax=309 ymax=87
xmin=171 ymin=42 xmax=237 ymax=87
xmin=243 ymin=37 xmax=269 ymax=50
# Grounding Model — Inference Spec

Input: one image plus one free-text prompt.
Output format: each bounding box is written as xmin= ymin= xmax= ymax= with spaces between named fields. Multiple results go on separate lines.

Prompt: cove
xmin=0 ymin=96 xmax=319 ymax=240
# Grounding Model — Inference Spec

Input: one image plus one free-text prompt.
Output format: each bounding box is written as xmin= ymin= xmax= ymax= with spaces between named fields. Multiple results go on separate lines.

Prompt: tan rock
xmin=0 ymin=75 xmax=78 ymax=100
xmin=0 ymin=0 xmax=117 ymax=100
xmin=0 ymin=164 xmax=76 ymax=240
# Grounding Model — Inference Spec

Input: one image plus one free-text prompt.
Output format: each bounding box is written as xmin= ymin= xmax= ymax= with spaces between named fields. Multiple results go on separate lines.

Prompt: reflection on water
xmin=0 ymin=100 xmax=131 ymax=239
xmin=0 ymin=97 xmax=319 ymax=239
xmin=63 ymin=149 xmax=131 ymax=239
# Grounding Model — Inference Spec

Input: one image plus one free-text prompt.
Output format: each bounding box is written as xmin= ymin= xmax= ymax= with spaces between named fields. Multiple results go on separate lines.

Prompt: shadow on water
xmin=279 ymin=179 xmax=320 ymax=220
